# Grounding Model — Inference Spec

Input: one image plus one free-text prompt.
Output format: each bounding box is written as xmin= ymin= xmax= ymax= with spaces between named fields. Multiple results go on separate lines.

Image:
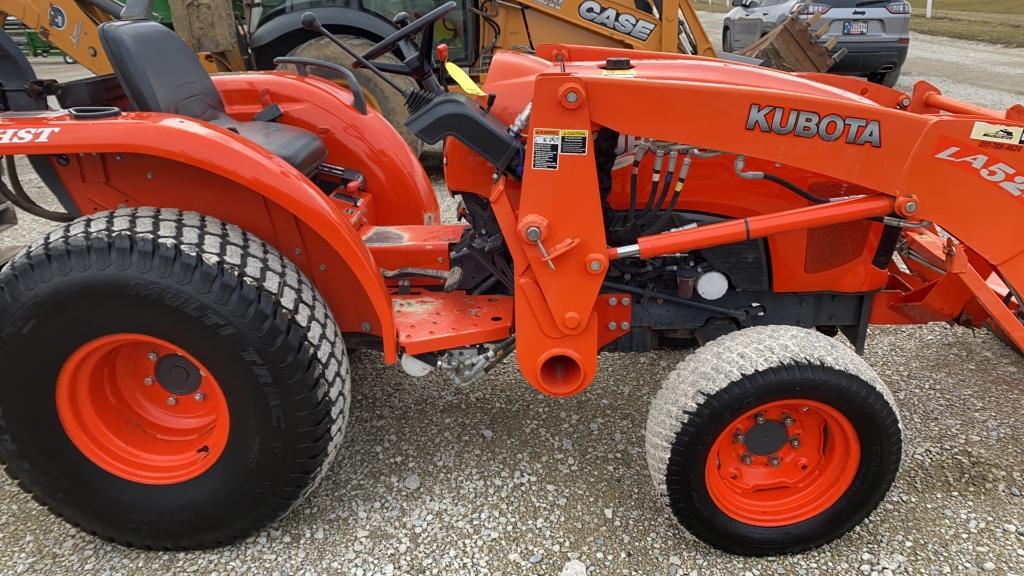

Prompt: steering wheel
xmin=360 ymin=1 xmax=457 ymax=63
xmin=354 ymin=0 xmax=456 ymax=94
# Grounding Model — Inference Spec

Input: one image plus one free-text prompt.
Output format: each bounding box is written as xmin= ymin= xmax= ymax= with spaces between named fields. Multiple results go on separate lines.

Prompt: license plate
xmin=843 ymin=20 xmax=869 ymax=35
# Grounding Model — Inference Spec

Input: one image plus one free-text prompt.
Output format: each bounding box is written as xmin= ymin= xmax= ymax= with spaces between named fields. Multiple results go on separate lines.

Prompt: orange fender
xmin=0 ymin=111 xmax=400 ymax=361
xmin=212 ymin=71 xmax=439 ymax=226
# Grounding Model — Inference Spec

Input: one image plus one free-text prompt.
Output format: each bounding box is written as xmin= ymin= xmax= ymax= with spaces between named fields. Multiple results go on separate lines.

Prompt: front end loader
xmin=0 ymin=0 xmax=1022 ymax=557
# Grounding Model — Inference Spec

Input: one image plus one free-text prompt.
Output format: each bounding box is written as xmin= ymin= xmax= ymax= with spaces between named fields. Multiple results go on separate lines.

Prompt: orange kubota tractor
xmin=0 ymin=0 xmax=1022 ymax=557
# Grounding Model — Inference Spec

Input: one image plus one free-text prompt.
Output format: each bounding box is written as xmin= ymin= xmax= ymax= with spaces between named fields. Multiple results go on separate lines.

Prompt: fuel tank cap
xmin=604 ymin=57 xmax=633 ymax=70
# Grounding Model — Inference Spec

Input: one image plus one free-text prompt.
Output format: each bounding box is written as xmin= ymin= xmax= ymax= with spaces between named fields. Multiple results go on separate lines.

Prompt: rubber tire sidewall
xmin=868 ymin=63 xmax=902 ymax=88
xmin=881 ymin=63 xmax=902 ymax=88
xmin=0 ymin=211 xmax=346 ymax=548
xmin=282 ymin=35 xmax=424 ymax=157
xmin=666 ymin=365 xmax=901 ymax=555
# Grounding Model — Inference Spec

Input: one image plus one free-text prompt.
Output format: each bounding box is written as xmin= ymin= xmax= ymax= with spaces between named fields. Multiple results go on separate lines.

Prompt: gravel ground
xmin=2 ymin=28 xmax=1024 ymax=576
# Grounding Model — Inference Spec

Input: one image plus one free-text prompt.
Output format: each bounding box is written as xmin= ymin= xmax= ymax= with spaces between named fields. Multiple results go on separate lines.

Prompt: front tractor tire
xmin=0 ymin=208 xmax=350 ymax=549
xmin=645 ymin=326 xmax=902 ymax=555
xmin=281 ymin=36 xmax=424 ymax=157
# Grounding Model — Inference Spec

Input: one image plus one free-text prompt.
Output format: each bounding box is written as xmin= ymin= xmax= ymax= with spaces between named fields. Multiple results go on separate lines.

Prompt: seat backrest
xmin=97 ymin=20 xmax=231 ymax=124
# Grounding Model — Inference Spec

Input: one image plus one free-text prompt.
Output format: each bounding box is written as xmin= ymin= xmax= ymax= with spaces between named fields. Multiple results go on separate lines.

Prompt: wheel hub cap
xmin=742 ymin=418 xmax=788 ymax=456
xmin=155 ymin=353 xmax=203 ymax=395
xmin=56 ymin=333 xmax=230 ymax=485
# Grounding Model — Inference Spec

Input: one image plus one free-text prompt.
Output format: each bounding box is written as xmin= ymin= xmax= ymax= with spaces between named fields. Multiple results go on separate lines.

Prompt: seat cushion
xmin=234 ymin=121 xmax=328 ymax=177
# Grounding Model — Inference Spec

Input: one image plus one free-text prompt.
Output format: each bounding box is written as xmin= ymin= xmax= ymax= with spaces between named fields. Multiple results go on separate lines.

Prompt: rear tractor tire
xmin=281 ymin=36 xmax=424 ymax=157
xmin=645 ymin=325 xmax=901 ymax=555
xmin=0 ymin=208 xmax=350 ymax=549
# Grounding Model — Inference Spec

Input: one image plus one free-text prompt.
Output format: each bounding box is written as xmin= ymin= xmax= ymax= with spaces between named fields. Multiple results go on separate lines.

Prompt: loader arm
xmin=457 ymin=48 xmax=1024 ymax=393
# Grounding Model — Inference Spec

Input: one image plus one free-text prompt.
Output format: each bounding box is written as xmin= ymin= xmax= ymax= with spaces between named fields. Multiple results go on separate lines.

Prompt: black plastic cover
xmin=404 ymin=93 xmax=519 ymax=170
xmin=57 ymin=75 xmax=128 ymax=109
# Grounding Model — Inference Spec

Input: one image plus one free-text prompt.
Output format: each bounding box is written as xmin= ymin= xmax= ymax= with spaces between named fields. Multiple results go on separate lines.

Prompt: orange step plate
xmin=392 ymin=292 xmax=513 ymax=355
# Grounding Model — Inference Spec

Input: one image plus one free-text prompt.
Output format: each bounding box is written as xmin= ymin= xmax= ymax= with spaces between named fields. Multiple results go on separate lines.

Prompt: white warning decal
xmin=532 ymin=128 xmax=560 ymax=170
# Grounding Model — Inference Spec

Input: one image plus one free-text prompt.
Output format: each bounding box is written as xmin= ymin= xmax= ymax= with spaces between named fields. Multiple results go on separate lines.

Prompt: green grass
xmin=907 ymin=0 xmax=1024 ymax=16
xmin=911 ymin=15 xmax=1024 ymax=47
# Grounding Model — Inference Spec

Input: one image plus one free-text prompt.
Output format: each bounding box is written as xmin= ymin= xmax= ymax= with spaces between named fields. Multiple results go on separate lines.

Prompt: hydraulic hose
xmin=640 ymin=149 xmax=665 ymax=216
xmin=643 ymin=151 xmax=694 ymax=235
xmin=640 ymin=149 xmax=678 ymax=225
xmin=0 ymin=156 xmax=72 ymax=222
xmin=762 ymin=173 xmax=830 ymax=205
xmin=626 ymin=143 xmax=648 ymax=225
xmin=733 ymin=155 xmax=829 ymax=205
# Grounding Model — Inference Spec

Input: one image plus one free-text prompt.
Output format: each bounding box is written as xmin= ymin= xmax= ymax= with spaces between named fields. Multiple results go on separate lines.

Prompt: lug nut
xmin=166 ymin=396 xmax=177 ymax=406
xmin=608 ymin=297 xmax=618 ymax=306
xmin=143 ymin=377 xmax=153 ymax=386
xmin=768 ymin=456 xmax=781 ymax=467
xmin=621 ymin=297 xmax=631 ymax=306
xmin=621 ymin=322 xmax=630 ymax=330
xmin=194 ymin=392 xmax=205 ymax=402
xmin=790 ymin=437 xmax=800 ymax=449
xmin=783 ymin=415 xmax=794 ymax=426
xmin=608 ymin=322 xmax=618 ymax=330
xmin=147 ymin=352 xmax=158 ymax=361
xmin=733 ymin=432 xmax=746 ymax=443
xmin=740 ymin=453 xmax=752 ymax=465
xmin=754 ymin=413 xmax=765 ymax=424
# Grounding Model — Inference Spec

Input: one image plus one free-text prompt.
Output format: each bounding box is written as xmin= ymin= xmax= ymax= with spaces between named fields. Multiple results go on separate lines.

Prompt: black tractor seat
xmin=97 ymin=19 xmax=327 ymax=177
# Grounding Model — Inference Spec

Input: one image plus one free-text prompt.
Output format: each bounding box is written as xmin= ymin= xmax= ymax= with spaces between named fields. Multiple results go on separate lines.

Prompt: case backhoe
xmin=0 ymin=0 xmax=1021 ymax=558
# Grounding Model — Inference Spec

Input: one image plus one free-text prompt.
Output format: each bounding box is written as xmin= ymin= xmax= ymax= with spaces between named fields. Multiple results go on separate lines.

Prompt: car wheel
xmin=723 ymin=27 xmax=734 ymax=53
xmin=869 ymin=64 xmax=902 ymax=88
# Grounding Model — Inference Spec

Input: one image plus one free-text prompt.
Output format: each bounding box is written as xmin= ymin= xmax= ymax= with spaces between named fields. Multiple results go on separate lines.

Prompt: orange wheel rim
xmin=705 ymin=399 xmax=860 ymax=527
xmin=56 ymin=333 xmax=230 ymax=485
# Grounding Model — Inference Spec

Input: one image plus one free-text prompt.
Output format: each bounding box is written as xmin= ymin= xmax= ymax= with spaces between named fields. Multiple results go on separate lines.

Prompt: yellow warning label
xmin=559 ymin=129 xmax=589 ymax=155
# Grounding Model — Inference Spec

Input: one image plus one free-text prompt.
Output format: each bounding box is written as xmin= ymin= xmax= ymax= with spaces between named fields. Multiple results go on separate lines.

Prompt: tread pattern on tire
xmin=0 ymin=207 xmax=350 ymax=546
xmin=644 ymin=325 xmax=902 ymax=540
